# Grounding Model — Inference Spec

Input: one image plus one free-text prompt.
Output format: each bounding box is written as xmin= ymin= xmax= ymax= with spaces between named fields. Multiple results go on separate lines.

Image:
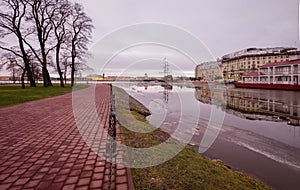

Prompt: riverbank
xmin=114 ymin=86 xmax=269 ymax=190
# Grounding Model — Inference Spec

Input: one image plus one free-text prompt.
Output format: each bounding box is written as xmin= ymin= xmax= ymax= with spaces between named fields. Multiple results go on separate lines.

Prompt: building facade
xmin=242 ymin=59 xmax=300 ymax=85
xmin=195 ymin=61 xmax=223 ymax=82
xmin=220 ymin=47 xmax=300 ymax=81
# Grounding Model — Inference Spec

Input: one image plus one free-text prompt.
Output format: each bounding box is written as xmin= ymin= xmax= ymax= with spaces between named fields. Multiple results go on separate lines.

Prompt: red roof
xmin=243 ymin=72 xmax=259 ymax=77
xmin=261 ymin=59 xmax=300 ymax=68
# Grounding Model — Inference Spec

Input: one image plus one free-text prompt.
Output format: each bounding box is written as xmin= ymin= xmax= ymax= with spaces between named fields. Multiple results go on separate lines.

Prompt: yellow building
xmin=219 ymin=47 xmax=300 ymax=81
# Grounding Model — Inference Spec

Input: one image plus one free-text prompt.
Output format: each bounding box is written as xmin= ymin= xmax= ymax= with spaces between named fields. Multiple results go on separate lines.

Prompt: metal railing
xmin=260 ymin=71 xmax=300 ymax=75
xmin=104 ymin=84 xmax=117 ymax=190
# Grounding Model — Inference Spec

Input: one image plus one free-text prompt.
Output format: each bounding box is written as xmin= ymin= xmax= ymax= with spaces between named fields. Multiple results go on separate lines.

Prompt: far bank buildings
xmin=196 ymin=47 xmax=300 ymax=82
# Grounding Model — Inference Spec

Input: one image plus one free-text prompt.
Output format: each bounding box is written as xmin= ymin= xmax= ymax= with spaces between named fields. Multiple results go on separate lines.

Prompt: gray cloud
xmin=78 ymin=0 xmax=299 ymax=58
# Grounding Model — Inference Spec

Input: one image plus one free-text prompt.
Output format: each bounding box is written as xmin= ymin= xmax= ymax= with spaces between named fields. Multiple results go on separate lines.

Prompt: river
xmin=115 ymin=82 xmax=300 ymax=190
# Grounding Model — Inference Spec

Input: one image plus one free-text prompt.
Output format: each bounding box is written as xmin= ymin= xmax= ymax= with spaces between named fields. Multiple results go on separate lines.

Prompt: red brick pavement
xmin=0 ymin=84 xmax=133 ymax=190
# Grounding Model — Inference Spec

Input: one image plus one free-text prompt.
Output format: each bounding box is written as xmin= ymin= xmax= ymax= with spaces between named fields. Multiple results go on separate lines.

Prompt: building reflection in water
xmin=195 ymin=86 xmax=300 ymax=126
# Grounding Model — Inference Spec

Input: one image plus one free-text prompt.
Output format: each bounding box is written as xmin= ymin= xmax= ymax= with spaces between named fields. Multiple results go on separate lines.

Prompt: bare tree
xmin=60 ymin=50 xmax=71 ymax=84
xmin=0 ymin=0 xmax=36 ymax=87
xmin=2 ymin=57 xmax=20 ymax=84
xmin=68 ymin=3 xmax=94 ymax=87
xmin=0 ymin=0 xmax=93 ymax=88
xmin=27 ymin=52 xmax=42 ymax=82
xmin=24 ymin=0 xmax=56 ymax=87
xmin=49 ymin=0 xmax=71 ymax=87
xmin=1 ymin=52 xmax=26 ymax=88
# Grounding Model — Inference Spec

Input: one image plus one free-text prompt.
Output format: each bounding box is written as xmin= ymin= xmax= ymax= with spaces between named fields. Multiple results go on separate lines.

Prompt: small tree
xmin=27 ymin=52 xmax=42 ymax=82
xmin=1 ymin=52 xmax=26 ymax=88
xmin=49 ymin=0 xmax=72 ymax=87
xmin=68 ymin=3 xmax=94 ymax=87
xmin=0 ymin=0 xmax=36 ymax=87
xmin=60 ymin=50 xmax=71 ymax=84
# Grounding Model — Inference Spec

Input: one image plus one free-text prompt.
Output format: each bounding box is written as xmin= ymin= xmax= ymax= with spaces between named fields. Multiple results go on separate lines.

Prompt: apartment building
xmin=219 ymin=47 xmax=300 ymax=81
xmin=242 ymin=59 xmax=300 ymax=85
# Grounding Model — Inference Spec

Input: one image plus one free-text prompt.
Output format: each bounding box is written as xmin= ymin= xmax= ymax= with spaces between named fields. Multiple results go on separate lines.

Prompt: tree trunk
xmin=21 ymin=70 xmax=25 ymax=89
xmin=42 ymin=65 xmax=53 ymax=87
xmin=64 ymin=67 xmax=67 ymax=85
xmin=45 ymin=68 xmax=53 ymax=87
xmin=71 ymin=44 xmax=76 ymax=87
xmin=42 ymin=66 xmax=47 ymax=87
xmin=38 ymin=25 xmax=52 ymax=87
xmin=24 ymin=61 xmax=36 ymax=87
xmin=17 ymin=33 xmax=36 ymax=87
xmin=12 ymin=69 xmax=16 ymax=84
xmin=56 ymin=44 xmax=65 ymax=87
xmin=71 ymin=61 xmax=75 ymax=87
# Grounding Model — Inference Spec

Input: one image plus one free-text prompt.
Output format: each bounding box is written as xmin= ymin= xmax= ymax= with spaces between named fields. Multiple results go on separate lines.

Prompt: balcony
xmin=293 ymin=70 xmax=300 ymax=74
xmin=260 ymin=70 xmax=300 ymax=75
xmin=260 ymin=72 xmax=269 ymax=75
xmin=274 ymin=71 xmax=292 ymax=75
xmin=273 ymin=81 xmax=293 ymax=85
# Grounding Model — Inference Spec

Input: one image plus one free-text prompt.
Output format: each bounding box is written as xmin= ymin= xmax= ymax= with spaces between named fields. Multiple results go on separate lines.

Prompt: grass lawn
xmin=114 ymin=87 xmax=270 ymax=190
xmin=0 ymin=84 xmax=87 ymax=108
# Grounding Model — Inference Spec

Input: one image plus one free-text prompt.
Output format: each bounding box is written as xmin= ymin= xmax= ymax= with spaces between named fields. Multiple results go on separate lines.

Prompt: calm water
xmin=115 ymin=82 xmax=300 ymax=190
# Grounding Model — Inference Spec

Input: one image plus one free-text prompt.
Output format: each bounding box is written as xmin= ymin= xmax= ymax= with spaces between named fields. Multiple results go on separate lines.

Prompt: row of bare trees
xmin=0 ymin=0 xmax=94 ymax=88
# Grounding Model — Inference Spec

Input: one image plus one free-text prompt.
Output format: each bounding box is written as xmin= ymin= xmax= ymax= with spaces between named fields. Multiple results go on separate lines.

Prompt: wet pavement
xmin=0 ymin=84 xmax=132 ymax=190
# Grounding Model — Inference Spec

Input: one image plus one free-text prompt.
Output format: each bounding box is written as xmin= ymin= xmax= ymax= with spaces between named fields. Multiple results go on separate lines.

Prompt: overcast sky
xmin=1 ymin=0 xmax=299 ymax=77
xmin=74 ymin=0 xmax=300 ymax=76
xmin=79 ymin=0 xmax=299 ymax=57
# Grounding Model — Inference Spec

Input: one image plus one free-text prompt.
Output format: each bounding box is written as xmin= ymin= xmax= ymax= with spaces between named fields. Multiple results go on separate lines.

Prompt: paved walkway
xmin=0 ymin=84 xmax=133 ymax=190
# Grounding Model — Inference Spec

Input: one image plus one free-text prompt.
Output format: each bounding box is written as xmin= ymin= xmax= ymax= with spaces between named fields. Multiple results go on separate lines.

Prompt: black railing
xmin=104 ymin=84 xmax=117 ymax=190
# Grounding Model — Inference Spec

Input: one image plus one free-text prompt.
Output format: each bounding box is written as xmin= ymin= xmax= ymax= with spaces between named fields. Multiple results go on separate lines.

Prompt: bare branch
xmin=0 ymin=45 xmax=23 ymax=58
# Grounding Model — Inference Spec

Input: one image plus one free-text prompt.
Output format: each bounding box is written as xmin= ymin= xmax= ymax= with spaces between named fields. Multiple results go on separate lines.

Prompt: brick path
xmin=0 ymin=84 xmax=133 ymax=190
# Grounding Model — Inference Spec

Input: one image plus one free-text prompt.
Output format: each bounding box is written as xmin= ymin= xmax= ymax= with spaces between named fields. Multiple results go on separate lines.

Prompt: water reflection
xmin=162 ymin=84 xmax=172 ymax=103
xmin=117 ymin=82 xmax=300 ymax=189
xmin=136 ymin=82 xmax=172 ymax=103
xmin=195 ymin=87 xmax=300 ymax=126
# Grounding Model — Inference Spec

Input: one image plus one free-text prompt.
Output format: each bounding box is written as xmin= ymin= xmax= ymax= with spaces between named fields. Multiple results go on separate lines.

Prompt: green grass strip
xmin=0 ymin=84 xmax=87 ymax=108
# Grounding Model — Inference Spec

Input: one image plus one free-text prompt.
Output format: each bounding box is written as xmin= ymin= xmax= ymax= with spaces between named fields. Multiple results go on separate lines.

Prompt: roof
xmin=243 ymin=72 xmax=259 ymax=77
xmin=260 ymin=59 xmax=300 ymax=68
xmin=221 ymin=47 xmax=299 ymax=61
xmin=196 ymin=61 xmax=221 ymax=69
